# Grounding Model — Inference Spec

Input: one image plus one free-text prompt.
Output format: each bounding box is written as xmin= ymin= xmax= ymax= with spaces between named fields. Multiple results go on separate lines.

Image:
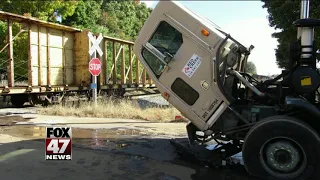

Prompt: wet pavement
xmin=0 ymin=115 xmax=260 ymax=180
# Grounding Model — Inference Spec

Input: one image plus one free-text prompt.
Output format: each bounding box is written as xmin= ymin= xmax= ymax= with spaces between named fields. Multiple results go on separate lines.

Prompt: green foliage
xmin=12 ymin=23 xmax=28 ymax=80
xmin=0 ymin=21 xmax=7 ymax=65
xmin=62 ymin=0 xmax=103 ymax=28
xmin=61 ymin=0 xmax=152 ymax=41
xmin=245 ymin=61 xmax=257 ymax=74
xmin=0 ymin=0 xmax=78 ymax=22
xmin=0 ymin=21 xmax=28 ymax=80
xmin=99 ymin=0 xmax=152 ymax=40
xmin=261 ymin=0 xmax=320 ymax=69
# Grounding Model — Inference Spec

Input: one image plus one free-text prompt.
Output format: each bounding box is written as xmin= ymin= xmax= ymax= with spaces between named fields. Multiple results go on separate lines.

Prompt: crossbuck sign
xmin=88 ymin=32 xmax=103 ymax=105
xmin=88 ymin=32 xmax=103 ymax=57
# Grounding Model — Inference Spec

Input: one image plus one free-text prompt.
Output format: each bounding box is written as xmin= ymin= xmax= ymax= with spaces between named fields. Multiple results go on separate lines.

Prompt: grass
xmin=37 ymin=97 xmax=187 ymax=123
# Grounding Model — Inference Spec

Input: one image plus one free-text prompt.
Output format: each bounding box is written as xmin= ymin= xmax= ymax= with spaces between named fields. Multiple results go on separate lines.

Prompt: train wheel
xmin=242 ymin=115 xmax=320 ymax=180
xmin=10 ymin=95 xmax=27 ymax=107
xmin=28 ymin=94 xmax=40 ymax=106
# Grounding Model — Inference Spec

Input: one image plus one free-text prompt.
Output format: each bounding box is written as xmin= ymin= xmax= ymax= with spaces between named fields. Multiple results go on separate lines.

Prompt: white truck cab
xmin=134 ymin=1 xmax=251 ymax=131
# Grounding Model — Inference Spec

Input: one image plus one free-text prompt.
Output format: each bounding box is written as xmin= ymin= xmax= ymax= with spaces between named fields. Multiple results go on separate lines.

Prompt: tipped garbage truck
xmin=133 ymin=0 xmax=320 ymax=179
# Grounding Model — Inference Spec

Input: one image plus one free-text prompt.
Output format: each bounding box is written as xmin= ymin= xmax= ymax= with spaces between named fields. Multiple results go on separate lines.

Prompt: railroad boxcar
xmin=0 ymin=11 xmax=156 ymax=107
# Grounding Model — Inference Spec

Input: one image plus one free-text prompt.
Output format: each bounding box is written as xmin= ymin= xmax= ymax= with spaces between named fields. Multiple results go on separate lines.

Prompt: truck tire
xmin=242 ymin=115 xmax=320 ymax=180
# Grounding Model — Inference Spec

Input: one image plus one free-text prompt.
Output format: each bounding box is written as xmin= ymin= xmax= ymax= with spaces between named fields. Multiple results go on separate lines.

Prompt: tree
xmin=245 ymin=61 xmax=257 ymax=74
xmin=0 ymin=21 xmax=8 ymax=74
xmin=62 ymin=0 xmax=103 ymax=28
xmin=0 ymin=0 xmax=78 ymax=22
xmin=261 ymin=0 xmax=320 ymax=69
xmin=99 ymin=0 xmax=152 ymax=40
xmin=62 ymin=0 xmax=152 ymax=40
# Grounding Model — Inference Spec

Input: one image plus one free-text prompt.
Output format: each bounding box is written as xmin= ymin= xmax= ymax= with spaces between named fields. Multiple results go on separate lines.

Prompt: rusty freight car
xmin=0 ymin=11 xmax=156 ymax=107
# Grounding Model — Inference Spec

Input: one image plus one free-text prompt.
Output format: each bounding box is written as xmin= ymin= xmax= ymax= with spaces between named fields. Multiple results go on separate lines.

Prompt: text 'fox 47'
xmin=45 ymin=127 xmax=72 ymax=160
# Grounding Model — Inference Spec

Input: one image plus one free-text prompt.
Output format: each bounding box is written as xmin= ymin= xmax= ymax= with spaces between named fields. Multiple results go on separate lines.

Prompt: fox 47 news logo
xmin=45 ymin=127 xmax=72 ymax=160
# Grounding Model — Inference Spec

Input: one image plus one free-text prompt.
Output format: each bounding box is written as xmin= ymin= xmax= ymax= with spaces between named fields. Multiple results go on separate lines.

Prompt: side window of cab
xmin=142 ymin=21 xmax=183 ymax=77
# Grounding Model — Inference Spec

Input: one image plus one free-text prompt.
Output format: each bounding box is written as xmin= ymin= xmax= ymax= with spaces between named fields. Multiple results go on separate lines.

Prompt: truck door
xmin=140 ymin=20 xmax=226 ymax=123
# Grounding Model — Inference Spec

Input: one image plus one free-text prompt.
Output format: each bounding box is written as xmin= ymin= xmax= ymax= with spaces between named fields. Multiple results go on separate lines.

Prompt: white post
xmin=299 ymin=0 xmax=313 ymax=61
xmin=92 ymin=50 xmax=97 ymax=106
xmin=297 ymin=0 xmax=310 ymax=39
xmin=300 ymin=0 xmax=310 ymax=19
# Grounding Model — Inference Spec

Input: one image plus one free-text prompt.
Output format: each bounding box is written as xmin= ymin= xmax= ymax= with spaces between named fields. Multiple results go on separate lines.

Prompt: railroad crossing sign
xmin=88 ymin=32 xmax=103 ymax=57
xmin=89 ymin=58 xmax=101 ymax=76
xmin=87 ymin=32 xmax=103 ymax=106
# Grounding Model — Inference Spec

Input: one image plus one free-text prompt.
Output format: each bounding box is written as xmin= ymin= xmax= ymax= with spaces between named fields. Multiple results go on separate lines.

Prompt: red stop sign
xmin=89 ymin=58 xmax=101 ymax=76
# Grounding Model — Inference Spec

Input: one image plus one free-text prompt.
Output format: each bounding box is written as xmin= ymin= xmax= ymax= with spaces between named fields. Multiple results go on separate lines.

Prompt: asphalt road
xmin=0 ymin=126 xmax=260 ymax=180
xmin=0 ymin=108 xmax=260 ymax=180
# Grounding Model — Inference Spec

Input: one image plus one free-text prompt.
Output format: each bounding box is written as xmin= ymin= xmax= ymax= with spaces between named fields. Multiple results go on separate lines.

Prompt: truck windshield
xmin=142 ymin=21 xmax=183 ymax=76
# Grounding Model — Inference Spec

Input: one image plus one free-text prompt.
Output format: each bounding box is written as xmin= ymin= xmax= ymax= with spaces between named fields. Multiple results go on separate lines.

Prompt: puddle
xmin=0 ymin=125 xmax=179 ymax=162
xmin=0 ymin=125 xmax=153 ymax=153
xmin=0 ymin=126 xmax=143 ymax=139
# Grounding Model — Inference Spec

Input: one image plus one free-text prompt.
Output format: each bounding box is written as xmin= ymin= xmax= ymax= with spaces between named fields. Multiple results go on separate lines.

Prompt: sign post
xmin=88 ymin=32 xmax=103 ymax=106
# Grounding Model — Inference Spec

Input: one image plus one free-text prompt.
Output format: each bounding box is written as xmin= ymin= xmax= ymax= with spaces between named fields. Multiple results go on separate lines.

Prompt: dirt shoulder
xmin=0 ymin=106 xmax=188 ymax=138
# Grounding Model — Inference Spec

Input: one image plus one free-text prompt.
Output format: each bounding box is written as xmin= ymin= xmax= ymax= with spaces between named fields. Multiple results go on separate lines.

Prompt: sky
xmin=140 ymin=0 xmax=282 ymax=76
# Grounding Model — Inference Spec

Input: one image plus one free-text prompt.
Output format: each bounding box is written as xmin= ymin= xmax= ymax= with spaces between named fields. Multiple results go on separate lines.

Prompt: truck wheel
xmin=242 ymin=115 xmax=320 ymax=180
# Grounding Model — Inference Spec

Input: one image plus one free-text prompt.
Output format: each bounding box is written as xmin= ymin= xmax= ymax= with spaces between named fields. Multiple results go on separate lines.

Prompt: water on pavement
xmin=0 ymin=125 xmax=260 ymax=180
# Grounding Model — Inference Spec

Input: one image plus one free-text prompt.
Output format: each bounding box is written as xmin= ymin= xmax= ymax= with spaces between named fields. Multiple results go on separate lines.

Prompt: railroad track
xmin=0 ymin=88 xmax=164 ymax=109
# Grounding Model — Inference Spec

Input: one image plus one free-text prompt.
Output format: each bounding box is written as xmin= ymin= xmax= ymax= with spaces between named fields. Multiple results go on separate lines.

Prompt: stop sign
xmin=89 ymin=58 xmax=101 ymax=76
